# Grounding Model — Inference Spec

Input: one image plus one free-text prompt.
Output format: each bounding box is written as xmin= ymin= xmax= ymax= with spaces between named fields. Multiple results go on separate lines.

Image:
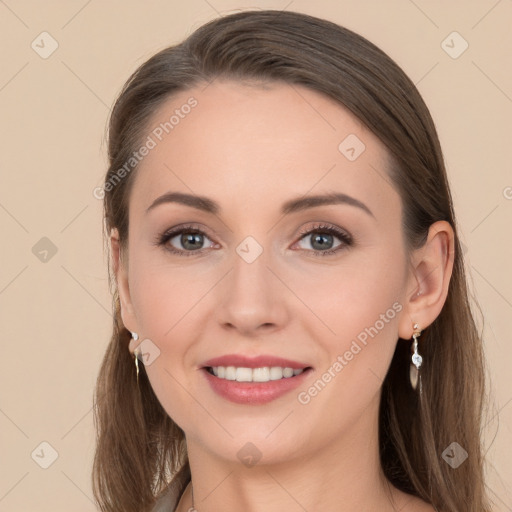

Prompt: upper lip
xmin=201 ymin=354 xmax=311 ymax=370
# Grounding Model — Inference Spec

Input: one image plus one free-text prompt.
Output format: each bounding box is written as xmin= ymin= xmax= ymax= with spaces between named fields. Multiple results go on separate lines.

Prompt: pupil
xmin=312 ymin=233 xmax=332 ymax=250
xmin=182 ymin=233 xmax=203 ymax=250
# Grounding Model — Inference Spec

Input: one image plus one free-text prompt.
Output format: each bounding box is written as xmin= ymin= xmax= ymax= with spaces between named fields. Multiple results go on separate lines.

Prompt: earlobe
xmin=398 ymin=220 xmax=455 ymax=338
xmin=110 ymin=228 xmax=138 ymax=333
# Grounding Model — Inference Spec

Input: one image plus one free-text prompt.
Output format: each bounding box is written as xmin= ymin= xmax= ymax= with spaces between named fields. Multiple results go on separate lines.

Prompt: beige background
xmin=0 ymin=1 xmax=510 ymax=510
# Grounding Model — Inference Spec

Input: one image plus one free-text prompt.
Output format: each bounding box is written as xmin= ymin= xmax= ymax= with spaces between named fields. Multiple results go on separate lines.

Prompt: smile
xmin=207 ymin=366 xmax=305 ymax=382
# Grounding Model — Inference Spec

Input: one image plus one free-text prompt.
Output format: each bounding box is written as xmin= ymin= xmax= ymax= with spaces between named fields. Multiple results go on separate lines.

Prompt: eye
xmin=155 ymin=224 xmax=218 ymax=256
xmin=155 ymin=222 xmax=352 ymax=257
xmin=294 ymin=223 xmax=352 ymax=256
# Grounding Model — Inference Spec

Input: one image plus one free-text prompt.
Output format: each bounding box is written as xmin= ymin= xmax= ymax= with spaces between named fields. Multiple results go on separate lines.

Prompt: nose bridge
xmin=217 ymin=235 xmax=287 ymax=333
xmin=230 ymin=236 xmax=273 ymax=306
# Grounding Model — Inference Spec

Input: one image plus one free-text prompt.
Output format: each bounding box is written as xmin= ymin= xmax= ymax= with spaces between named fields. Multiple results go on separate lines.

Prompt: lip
xmin=201 ymin=368 xmax=312 ymax=405
xmin=200 ymin=354 xmax=313 ymax=405
xmin=201 ymin=354 xmax=310 ymax=370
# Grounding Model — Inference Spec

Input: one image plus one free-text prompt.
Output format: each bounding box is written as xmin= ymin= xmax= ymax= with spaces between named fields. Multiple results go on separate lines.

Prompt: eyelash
xmin=296 ymin=223 xmax=353 ymax=256
xmin=155 ymin=222 xmax=353 ymax=257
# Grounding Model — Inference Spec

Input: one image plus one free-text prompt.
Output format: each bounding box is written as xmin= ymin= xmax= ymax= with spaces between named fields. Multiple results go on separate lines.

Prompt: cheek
xmin=127 ymin=256 xmax=215 ymax=425
xmin=293 ymin=248 xmax=406 ymax=342
xmin=293 ymin=247 xmax=406 ymax=396
xmin=129 ymin=253 xmax=212 ymax=338
xmin=293 ymin=274 xmax=405 ymax=433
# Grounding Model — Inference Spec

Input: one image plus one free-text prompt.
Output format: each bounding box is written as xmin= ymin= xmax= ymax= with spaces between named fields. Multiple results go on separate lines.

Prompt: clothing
xmin=150 ymin=482 xmax=180 ymax=512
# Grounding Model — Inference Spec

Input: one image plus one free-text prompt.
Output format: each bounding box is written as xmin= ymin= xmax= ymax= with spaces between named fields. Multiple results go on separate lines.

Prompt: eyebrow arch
xmin=281 ymin=192 xmax=374 ymax=218
xmin=145 ymin=191 xmax=374 ymax=218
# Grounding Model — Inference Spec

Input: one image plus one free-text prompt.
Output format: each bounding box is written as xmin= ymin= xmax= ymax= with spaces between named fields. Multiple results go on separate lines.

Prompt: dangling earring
xmin=131 ymin=332 xmax=140 ymax=385
xmin=410 ymin=323 xmax=423 ymax=391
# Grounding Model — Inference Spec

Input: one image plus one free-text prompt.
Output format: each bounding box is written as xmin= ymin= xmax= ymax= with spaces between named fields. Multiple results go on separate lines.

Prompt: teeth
xmin=235 ymin=367 xmax=253 ymax=382
xmin=269 ymin=367 xmax=283 ymax=380
xmin=253 ymin=367 xmax=270 ymax=382
xmin=283 ymin=367 xmax=294 ymax=378
xmin=209 ymin=366 xmax=304 ymax=382
xmin=225 ymin=366 xmax=236 ymax=380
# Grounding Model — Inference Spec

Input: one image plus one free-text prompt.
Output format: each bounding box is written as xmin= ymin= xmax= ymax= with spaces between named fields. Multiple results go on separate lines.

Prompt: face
xmin=117 ymin=79 xmax=414 ymax=465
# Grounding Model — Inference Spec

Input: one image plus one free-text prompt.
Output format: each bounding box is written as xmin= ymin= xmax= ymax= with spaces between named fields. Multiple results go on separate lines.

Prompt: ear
xmin=398 ymin=220 xmax=455 ymax=339
xmin=111 ymin=228 xmax=138 ymax=347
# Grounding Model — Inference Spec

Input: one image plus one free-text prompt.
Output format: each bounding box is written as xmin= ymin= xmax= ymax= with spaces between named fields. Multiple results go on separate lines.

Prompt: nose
xmin=216 ymin=248 xmax=290 ymax=337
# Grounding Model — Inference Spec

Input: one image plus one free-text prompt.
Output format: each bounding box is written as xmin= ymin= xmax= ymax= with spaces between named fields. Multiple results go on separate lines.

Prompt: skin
xmin=112 ymin=80 xmax=454 ymax=512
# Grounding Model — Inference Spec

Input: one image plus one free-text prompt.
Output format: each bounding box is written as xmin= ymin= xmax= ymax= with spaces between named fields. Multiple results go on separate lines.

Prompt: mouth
xmin=200 ymin=355 xmax=313 ymax=405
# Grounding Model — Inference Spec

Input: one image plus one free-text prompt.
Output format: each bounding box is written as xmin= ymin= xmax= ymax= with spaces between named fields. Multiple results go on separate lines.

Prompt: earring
xmin=410 ymin=323 xmax=423 ymax=391
xmin=131 ymin=332 xmax=140 ymax=385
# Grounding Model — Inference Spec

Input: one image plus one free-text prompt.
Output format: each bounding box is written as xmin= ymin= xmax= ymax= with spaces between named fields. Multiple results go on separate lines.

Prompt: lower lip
xmin=202 ymin=368 xmax=312 ymax=405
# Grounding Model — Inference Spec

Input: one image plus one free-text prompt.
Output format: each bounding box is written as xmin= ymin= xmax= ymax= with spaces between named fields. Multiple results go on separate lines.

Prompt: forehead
xmin=129 ymin=79 xmax=398 ymax=220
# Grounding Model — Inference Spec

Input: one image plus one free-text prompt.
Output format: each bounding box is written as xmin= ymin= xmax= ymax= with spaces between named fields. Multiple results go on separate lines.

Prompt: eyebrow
xmin=145 ymin=191 xmax=374 ymax=218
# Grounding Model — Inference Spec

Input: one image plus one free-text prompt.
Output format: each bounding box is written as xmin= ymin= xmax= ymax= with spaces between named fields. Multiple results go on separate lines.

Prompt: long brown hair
xmin=93 ymin=10 xmax=490 ymax=512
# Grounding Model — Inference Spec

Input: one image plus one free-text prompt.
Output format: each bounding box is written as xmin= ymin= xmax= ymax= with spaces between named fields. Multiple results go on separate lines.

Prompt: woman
xmin=93 ymin=10 xmax=490 ymax=512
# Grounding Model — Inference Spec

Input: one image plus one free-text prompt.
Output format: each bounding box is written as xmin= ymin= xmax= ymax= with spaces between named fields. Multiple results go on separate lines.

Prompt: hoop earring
xmin=410 ymin=323 xmax=423 ymax=392
xmin=131 ymin=332 xmax=140 ymax=385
